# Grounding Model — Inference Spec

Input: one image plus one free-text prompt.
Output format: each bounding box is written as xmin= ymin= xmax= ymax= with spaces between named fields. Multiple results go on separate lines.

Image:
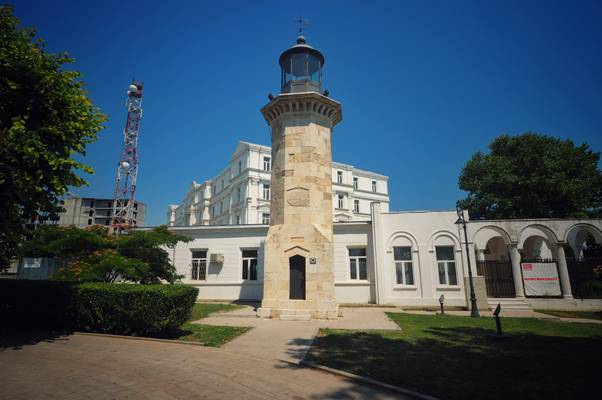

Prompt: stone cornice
xmin=260 ymin=92 xmax=342 ymax=127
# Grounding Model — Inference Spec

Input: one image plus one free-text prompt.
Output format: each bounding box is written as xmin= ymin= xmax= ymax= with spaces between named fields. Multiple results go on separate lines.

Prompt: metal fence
xmin=566 ymin=257 xmax=602 ymax=299
xmin=476 ymin=260 xmax=516 ymax=298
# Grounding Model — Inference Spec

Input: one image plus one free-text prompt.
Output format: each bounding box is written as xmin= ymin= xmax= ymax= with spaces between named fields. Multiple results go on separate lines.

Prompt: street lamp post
xmin=456 ymin=206 xmax=480 ymax=318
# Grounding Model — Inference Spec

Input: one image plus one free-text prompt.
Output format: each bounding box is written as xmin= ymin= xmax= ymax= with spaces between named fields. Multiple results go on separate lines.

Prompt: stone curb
xmin=299 ymin=359 xmax=440 ymax=400
xmin=73 ymin=331 xmax=206 ymax=347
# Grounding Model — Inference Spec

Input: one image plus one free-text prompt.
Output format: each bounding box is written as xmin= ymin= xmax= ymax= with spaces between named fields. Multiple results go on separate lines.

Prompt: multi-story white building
xmin=167 ymin=141 xmax=389 ymax=226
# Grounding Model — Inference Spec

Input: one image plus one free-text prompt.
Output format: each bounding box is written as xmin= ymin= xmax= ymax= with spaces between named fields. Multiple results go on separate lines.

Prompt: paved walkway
xmin=196 ymin=305 xmax=400 ymax=363
xmin=0 ymin=332 xmax=414 ymax=399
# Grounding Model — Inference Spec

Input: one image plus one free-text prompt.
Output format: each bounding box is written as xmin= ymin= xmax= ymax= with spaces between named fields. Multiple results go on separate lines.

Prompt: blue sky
xmin=11 ymin=0 xmax=602 ymax=226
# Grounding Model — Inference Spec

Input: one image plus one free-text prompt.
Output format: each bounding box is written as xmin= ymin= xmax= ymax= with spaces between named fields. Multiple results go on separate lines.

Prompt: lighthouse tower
xmin=258 ymin=35 xmax=342 ymax=319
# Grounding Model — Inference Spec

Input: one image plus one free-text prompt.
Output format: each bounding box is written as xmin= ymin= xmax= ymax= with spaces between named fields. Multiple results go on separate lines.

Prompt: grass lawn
xmin=535 ymin=309 xmax=602 ymax=320
xmin=169 ymin=303 xmax=250 ymax=347
xmin=307 ymin=312 xmax=602 ymax=400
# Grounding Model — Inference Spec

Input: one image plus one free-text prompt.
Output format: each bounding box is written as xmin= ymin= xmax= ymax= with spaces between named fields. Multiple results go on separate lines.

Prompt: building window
xmin=353 ymin=199 xmax=359 ymax=213
xmin=212 ymin=185 xmax=216 ymax=196
xmin=337 ymin=194 xmax=344 ymax=209
xmin=263 ymin=156 xmax=271 ymax=171
xmin=372 ymin=180 xmax=377 ymax=192
xmin=337 ymin=170 xmax=343 ymax=184
xmin=349 ymin=248 xmax=367 ymax=280
xmin=238 ymin=160 xmax=242 ymax=174
xmin=237 ymin=187 xmax=241 ymax=202
xmin=221 ymin=179 xmax=224 ymax=191
xmin=263 ymin=184 xmax=270 ymax=200
xmin=191 ymin=250 xmax=207 ymax=281
xmin=394 ymin=246 xmax=414 ymax=285
xmin=435 ymin=246 xmax=458 ymax=286
xmin=104 ymin=220 xmax=110 ymax=225
xmin=211 ymin=205 xmax=215 ymax=217
xmin=88 ymin=210 xmax=94 ymax=217
xmin=353 ymin=177 xmax=358 ymax=190
xmin=219 ymin=201 xmax=223 ymax=215
xmin=87 ymin=218 xmax=92 ymax=225
xmin=242 ymin=249 xmax=258 ymax=281
xmin=236 ymin=215 xmax=240 ymax=224
xmin=262 ymin=213 xmax=270 ymax=225
xmin=134 ymin=203 xmax=138 ymax=210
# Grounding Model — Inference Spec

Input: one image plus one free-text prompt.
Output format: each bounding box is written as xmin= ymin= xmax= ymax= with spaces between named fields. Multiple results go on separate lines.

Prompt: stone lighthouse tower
xmin=257 ymin=35 xmax=342 ymax=319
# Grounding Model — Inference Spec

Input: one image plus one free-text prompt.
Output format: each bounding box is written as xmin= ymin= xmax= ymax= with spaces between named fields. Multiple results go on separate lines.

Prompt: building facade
xmin=160 ymin=34 xmax=602 ymax=314
xmin=167 ymin=141 xmax=389 ymax=227
xmin=48 ymin=196 xmax=147 ymax=228
xmin=162 ymin=205 xmax=602 ymax=311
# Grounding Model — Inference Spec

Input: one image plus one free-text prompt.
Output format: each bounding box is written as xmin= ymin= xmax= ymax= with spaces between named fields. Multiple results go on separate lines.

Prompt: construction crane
xmin=110 ymin=81 xmax=143 ymax=234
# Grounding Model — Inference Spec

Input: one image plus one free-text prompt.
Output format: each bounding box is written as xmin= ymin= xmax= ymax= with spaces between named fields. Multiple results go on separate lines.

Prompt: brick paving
xmin=0 ymin=332 xmax=415 ymax=399
xmin=197 ymin=305 xmax=400 ymax=363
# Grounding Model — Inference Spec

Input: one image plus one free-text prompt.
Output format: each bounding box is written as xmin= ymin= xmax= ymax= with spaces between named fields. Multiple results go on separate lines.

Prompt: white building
xmin=160 ymin=204 xmax=602 ymax=311
xmin=167 ymin=141 xmax=389 ymax=227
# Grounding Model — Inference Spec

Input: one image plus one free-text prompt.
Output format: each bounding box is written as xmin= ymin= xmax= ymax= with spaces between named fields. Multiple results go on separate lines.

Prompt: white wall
xmin=333 ymin=223 xmax=376 ymax=303
xmin=170 ymin=226 xmax=268 ymax=300
xmin=372 ymin=204 xmax=469 ymax=307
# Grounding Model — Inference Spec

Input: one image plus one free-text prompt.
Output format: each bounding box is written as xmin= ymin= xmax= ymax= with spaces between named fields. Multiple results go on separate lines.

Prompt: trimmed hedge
xmin=74 ymin=283 xmax=198 ymax=335
xmin=0 ymin=280 xmax=198 ymax=336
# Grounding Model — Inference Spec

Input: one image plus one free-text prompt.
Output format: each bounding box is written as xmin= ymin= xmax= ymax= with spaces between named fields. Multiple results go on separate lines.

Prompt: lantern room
xmin=279 ymin=35 xmax=324 ymax=94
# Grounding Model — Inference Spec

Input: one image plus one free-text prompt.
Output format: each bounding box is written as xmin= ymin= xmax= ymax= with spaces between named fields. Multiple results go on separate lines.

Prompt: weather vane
xmin=295 ymin=17 xmax=309 ymax=35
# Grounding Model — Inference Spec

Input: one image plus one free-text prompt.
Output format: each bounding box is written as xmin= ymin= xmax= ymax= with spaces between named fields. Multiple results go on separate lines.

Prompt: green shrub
xmin=0 ymin=280 xmax=198 ymax=336
xmin=73 ymin=283 xmax=198 ymax=336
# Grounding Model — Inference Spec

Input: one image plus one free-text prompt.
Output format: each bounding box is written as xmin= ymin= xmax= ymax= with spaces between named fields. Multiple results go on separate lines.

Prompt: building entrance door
xmin=289 ymin=255 xmax=306 ymax=300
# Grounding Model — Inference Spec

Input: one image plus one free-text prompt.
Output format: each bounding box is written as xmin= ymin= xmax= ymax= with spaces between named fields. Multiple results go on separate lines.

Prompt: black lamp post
xmin=456 ymin=206 xmax=480 ymax=318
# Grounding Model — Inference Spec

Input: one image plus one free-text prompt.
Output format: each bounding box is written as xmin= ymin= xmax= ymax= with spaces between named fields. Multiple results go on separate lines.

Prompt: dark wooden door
xmin=289 ymin=255 xmax=306 ymax=300
xmin=477 ymin=260 xmax=516 ymax=298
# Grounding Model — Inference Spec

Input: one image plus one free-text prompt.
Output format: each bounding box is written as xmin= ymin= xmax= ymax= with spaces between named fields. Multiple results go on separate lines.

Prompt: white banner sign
xmin=521 ymin=262 xmax=561 ymax=297
xmin=23 ymin=257 xmax=42 ymax=269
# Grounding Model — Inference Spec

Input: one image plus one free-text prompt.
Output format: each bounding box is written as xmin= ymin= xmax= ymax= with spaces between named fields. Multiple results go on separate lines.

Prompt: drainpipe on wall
xmin=370 ymin=202 xmax=383 ymax=304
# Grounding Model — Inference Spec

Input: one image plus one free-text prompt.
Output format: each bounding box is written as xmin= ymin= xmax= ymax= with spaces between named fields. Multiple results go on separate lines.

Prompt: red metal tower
xmin=110 ymin=81 xmax=143 ymax=233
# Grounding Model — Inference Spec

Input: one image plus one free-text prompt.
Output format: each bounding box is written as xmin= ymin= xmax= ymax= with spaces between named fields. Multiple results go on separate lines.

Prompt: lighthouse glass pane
xmin=308 ymin=55 xmax=321 ymax=81
xmin=291 ymin=53 xmax=308 ymax=79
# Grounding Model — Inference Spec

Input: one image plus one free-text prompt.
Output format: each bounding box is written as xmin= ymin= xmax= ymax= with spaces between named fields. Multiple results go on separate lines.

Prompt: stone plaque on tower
xmin=257 ymin=35 xmax=342 ymax=319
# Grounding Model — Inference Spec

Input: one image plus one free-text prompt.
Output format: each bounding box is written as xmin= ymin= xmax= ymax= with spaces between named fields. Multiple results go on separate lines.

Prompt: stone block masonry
xmin=259 ymin=92 xmax=342 ymax=319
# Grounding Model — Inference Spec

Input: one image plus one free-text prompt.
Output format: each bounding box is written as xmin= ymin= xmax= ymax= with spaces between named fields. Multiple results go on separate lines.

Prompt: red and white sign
xmin=521 ymin=262 xmax=561 ymax=297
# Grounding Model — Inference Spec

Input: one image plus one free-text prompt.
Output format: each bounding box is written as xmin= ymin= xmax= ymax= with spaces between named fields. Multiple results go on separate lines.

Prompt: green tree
xmin=458 ymin=133 xmax=602 ymax=219
xmin=19 ymin=225 xmax=189 ymax=283
xmin=0 ymin=6 xmax=105 ymax=269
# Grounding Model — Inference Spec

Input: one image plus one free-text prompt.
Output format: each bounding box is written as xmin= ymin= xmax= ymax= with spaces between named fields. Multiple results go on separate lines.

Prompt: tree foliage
xmin=0 ymin=5 xmax=105 ymax=269
xmin=458 ymin=133 xmax=602 ymax=219
xmin=19 ymin=226 xmax=190 ymax=284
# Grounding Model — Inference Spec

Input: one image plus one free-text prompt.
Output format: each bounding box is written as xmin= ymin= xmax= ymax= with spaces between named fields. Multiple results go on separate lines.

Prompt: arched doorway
xmin=477 ymin=237 xmax=515 ymax=298
xmin=519 ymin=227 xmax=562 ymax=297
xmin=565 ymin=224 xmax=602 ymax=298
xmin=289 ymin=255 xmax=306 ymax=300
